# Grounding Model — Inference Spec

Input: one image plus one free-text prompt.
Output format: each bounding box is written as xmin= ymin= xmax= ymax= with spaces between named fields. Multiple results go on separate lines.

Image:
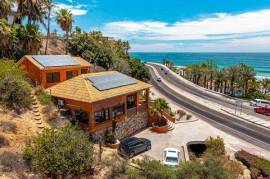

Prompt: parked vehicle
xmin=157 ymin=76 xmax=162 ymax=82
xmin=254 ymin=107 xmax=270 ymax=116
xmin=162 ymin=148 xmax=181 ymax=167
xmin=118 ymin=137 xmax=151 ymax=158
xmin=250 ymin=99 xmax=270 ymax=107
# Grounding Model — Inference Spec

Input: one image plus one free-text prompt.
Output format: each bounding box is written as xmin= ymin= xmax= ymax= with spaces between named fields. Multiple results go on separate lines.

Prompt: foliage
xmin=126 ymin=156 xmax=177 ymax=179
xmin=35 ymin=86 xmax=52 ymax=106
xmin=127 ymin=58 xmax=150 ymax=82
xmin=23 ymin=125 xmax=94 ymax=178
xmin=150 ymin=98 xmax=170 ymax=126
xmin=0 ymin=121 xmax=17 ymax=133
xmin=103 ymin=153 xmax=128 ymax=178
xmin=235 ymin=150 xmax=270 ymax=177
xmin=0 ymin=59 xmax=26 ymax=80
xmin=205 ymin=136 xmax=226 ymax=156
xmin=0 ymin=151 xmax=20 ymax=170
xmin=104 ymin=129 xmax=115 ymax=144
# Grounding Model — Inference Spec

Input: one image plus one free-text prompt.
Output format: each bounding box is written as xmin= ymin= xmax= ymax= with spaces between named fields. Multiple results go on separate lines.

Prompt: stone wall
xmin=91 ymin=112 xmax=148 ymax=142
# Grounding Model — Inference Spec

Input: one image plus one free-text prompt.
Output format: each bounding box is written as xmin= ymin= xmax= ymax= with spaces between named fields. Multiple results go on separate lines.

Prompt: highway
xmin=147 ymin=65 xmax=270 ymax=151
xmin=150 ymin=63 xmax=270 ymax=120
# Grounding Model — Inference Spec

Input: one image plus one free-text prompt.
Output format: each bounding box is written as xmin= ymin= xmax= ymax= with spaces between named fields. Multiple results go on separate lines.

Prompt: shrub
xmin=0 ymin=121 xmax=17 ymax=133
xmin=0 ymin=76 xmax=32 ymax=110
xmin=205 ymin=136 xmax=225 ymax=156
xmin=0 ymin=135 xmax=9 ymax=147
xmin=177 ymin=109 xmax=186 ymax=119
xmin=35 ymin=86 xmax=52 ymax=106
xmin=126 ymin=156 xmax=177 ymax=179
xmin=103 ymin=153 xmax=128 ymax=178
xmin=186 ymin=114 xmax=192 ymax=120
xmin=23 ymin=125 xmax=94 ymax=178
xmin=0 ymin=151 xmax=20 ymax=170
xmin=235 ymin=150 xmax=270 ymax=177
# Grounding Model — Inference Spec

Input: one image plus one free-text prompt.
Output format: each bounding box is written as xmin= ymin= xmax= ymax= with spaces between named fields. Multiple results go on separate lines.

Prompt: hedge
xmin=235 ymin=150 xmax=270 ymax=177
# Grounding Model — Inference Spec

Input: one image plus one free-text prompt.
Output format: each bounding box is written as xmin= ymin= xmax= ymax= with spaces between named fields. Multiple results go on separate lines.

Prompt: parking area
xmin=134 ymin=119 xmax=270 ymax=161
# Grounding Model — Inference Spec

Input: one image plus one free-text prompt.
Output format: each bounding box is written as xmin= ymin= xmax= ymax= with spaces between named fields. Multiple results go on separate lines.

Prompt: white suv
xmin=250 ymin=99 xmax=270 ymax=107
xmin=162 ymin=148 xmax=181 ymax=167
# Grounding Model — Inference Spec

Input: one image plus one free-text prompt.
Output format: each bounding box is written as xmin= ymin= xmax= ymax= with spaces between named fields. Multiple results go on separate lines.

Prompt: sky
xmin=53 ymin=0 xmax=270 ymax=52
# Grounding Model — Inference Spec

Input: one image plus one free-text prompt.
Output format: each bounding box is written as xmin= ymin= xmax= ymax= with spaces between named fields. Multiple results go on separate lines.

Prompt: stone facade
xmin=91 ymin=112 xmax=148 ymax=142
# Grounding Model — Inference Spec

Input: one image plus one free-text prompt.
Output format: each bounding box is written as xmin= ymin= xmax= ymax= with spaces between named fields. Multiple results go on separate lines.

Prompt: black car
xmin=118 ymin=137 xmax=151 ymax=158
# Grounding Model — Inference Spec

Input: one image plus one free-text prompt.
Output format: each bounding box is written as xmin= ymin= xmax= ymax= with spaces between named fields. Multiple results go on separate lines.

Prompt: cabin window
xmin=66 ymin=70 xmax=78 ymax=80
xmin=75 ymin=111 xmax=89 ymax=125
xmin=81 ymin=68 xmax=88 ymax=74
xmin=112 ymin=104 xmax=125 ymax=119
xmin=94 ymin=108 xmax=110 ymax=124
xmin=127 ymin=94 xmax=136 ymax=109
xmin=46 ymin=72 xmax=60 ymax=83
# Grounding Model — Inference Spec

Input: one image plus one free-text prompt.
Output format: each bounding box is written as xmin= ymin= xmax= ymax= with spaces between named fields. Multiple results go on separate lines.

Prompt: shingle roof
xmin=45 ymin=71 xmax=152 ymax=103
xmin=17 ymin=55 xmax=91 ymax=69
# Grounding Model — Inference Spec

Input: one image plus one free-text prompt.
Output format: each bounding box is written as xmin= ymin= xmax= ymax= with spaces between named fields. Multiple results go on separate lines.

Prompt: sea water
xmin=130 ymin=52 xmax=270 ymax=79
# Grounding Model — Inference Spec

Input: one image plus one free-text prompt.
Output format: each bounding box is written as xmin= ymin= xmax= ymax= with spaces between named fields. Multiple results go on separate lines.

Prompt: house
xmin=17 ymin=55 xmax=92 ymax=88
xmin=46 ymin=71 xmax=152 ymax=140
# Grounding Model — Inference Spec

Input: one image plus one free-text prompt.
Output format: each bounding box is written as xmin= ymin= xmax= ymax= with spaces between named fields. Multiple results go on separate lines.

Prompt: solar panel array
xmin=32 ymin=55 xmax=80 ymax=67
xmin=87 ymin=72 xmax=137 ymax=91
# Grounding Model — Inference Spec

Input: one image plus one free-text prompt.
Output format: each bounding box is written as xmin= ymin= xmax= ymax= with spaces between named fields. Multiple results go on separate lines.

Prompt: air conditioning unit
xmin=58 ymin=99 xmax=64 ymax=106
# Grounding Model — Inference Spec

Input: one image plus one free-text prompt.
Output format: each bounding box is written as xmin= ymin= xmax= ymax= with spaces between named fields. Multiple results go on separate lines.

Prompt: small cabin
xmin=17 ymin=55 xmax=92 ymax=88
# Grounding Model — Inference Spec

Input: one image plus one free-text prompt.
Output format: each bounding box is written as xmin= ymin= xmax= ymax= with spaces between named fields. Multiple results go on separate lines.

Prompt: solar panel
xmin=87 ymin=72 xmax=137 ymax=91
xmin=32 ymin=55 xmax=80 ymax=67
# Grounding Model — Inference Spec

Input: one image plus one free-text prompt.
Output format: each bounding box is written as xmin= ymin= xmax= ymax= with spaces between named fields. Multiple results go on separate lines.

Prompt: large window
xmin=112 ymin=104 xmax=125 ymax=119
xmin=81 ymin=68 xmax=88 ymax=74
xmin=75 ymin=111 xmax=89 ymax=125
xmin=127 ymin=94 xmax=136 ymax=109
xmin=94 ymin=108 xmax=110 ymax=124
xmin=66 ymin=70 xmax=78 ymax=80
xmin=46 ymin=72 xmax=60 ymax=83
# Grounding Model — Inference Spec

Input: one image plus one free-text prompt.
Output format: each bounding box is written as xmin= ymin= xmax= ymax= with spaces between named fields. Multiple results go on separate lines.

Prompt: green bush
xmin=235 ymin=150 xmax=270 ymax=177
xmin=127 ymin=156 xmax=177 ymax=179
xmin=23 ymin=125 xmax=94 ymax=178
xmin=205 ymin=136 xmax=225 ymax=156
xmin=35 ymin=86 xmax=52 ymax=106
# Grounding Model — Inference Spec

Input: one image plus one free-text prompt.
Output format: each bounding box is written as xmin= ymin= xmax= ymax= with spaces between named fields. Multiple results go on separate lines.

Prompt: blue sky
xmin=53 ymin=0 xmax=270 ymax=52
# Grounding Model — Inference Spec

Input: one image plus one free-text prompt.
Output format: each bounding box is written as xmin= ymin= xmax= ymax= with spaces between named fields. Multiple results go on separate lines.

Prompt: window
xmin=75 ymin=111 xmax=89 ymax=125
xmin=46 ymin=72 xmax=60 ymax=83
xmin=94 ymin=108 xmax=110 ymax=124
xmin=66 ymin=70 xmax=78 ymax=80
xmin=112 ymin=104 xmax=125 ymax=119
xmin=81 ymin=68 xmax=88 ymax=74
xmin=127 ymin=95 xmax=136 ymax=109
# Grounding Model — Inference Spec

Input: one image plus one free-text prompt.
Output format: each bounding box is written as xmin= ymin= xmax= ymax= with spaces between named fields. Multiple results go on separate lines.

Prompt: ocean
xmin=130 ymin=52 xmax=270 ymax=79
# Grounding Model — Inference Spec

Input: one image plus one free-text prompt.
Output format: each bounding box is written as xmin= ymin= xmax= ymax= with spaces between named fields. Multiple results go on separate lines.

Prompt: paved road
xmin=148 ymin=66 xmax=270 ymax=151
xmin=150 ymin=63 xmax=269 ymax=120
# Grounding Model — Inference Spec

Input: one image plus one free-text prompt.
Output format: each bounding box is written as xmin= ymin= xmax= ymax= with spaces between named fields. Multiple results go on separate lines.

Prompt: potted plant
xmin=105 ymin=117 xmax=120 ymax=149
xmin=150 ymin=98 xmax=170 ymax=133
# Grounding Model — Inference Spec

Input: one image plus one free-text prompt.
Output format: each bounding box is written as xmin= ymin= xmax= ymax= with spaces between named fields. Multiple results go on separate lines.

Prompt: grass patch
xmin=35 ymin=86 xmax=52 ymax=106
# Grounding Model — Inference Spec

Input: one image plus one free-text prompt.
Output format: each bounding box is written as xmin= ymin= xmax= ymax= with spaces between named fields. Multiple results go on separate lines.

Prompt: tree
xmin=56 ymin=8 xmax=73 ymax=54
xmin=127 ymin=58 xmax=150 ymax=82
xmin=237 ymin=63 xmax=255 ymax=97
xmin=150 ymin=98 xmax=170 ymax=126
xmin=0 ymin=0 xmax=15 ymax=18
xmin=205 ymin=136 xmax=225 ymax=156
xmin=16 ymin=24 xmax=42 ymax=54
xmin=23 ymin=125 xmax=94 ymax=178
xmin=44 ymin=0 xmax=54 ymax=55
xmin=226 ymin=65 xmax=239 ymax=95
xmin=260 ymin=78 xmax=270 ymax=94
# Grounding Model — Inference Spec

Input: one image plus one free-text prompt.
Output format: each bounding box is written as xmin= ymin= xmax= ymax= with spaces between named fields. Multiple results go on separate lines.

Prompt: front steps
xmin=30 ymin=93 xmax=46 ymax=131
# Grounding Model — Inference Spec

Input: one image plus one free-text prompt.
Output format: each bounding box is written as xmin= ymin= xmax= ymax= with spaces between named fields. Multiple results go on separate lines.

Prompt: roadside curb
xmin=221 ymin=108 xmax=270 ymax=129
xmin=175 ymin=118 xmax=199 ymax=124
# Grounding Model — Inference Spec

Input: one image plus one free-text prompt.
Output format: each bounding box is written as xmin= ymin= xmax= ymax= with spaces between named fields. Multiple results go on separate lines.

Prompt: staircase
xmin=167 ymin=119 xmax=175 ymax=131
xmin=30 ymin=93 xmax=45 ymax=131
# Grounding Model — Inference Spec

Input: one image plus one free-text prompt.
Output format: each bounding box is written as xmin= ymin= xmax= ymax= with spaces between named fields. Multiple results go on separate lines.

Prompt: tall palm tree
xmin=150 ymin=98 xmax=170 ymax=126
xmin=260 ymin=78 xmax=270 ymax=94
xmin=44 ymin=0 xmax=53 ymax=54
xmin=203 ymin=59 xmax=217 ymax=90
xmin=16 ymin=24 xmax=42 ymax=54
xmin=226 ymin=65 xmax=238 ymax=95
xmin=56 ymin=8 xmax=73 ymax=54
xmin=237 ymin=63 xmax=255 ymax=97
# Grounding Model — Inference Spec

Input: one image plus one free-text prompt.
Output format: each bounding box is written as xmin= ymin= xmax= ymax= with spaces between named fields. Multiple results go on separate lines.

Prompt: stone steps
xmin=30 ymin=92 xmax=46 ymax=132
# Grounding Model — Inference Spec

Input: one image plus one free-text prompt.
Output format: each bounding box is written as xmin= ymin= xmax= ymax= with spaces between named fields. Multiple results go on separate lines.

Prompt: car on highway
xmin=164 ymin=69 xmax=170 ymax=75
xmin=162 ymin=148 xmax=181 ymax=167
xmin=254 ymin=107 xmax=270 ymax=116
xmin=250 ymin=99 xmax=270 ymax=107
xmin=157 ymin=76 xmax=162 ymax=82
xmin=118 ymin=137 xmax=151 ymax=158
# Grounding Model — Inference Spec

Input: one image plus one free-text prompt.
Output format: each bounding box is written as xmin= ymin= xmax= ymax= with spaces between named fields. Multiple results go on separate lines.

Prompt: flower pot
xmin=106 ymin=139 xmax=120 ymax=149
xmin=151 ymin=123 xmax=168 ymax=133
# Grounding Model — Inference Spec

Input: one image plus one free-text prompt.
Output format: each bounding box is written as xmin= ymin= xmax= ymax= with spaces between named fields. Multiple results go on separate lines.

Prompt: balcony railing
xmin=127 ymin=107 xmax=137 ymax=117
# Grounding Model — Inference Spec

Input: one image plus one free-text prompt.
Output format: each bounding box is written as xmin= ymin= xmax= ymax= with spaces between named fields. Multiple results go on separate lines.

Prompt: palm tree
xmin=56 ymin=8 xmax=73 ymax=54
xmin=260 ymin=78 xmax=270 ymax=94
xmin=0 ymin=0 xmax=15 ymax=18
xmin=44 ymin=0 xmax=54 ymax=54
xmin=16 ymin=24 xmax=42 ymax=54
xmin=150 ymin=98 xmax=170 ymax=126
xmin=237 ymin=63 xmax=255 ymax=97
xmin=226 ymin=65 xmax=239 ymax=95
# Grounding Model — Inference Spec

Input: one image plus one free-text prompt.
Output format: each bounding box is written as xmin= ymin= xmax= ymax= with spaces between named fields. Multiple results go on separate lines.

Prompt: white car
xmin=250 ymin=99 xmax=270 ymax=107
xmin=162 ymin=148 xmax=181 ymax=167
xmin=156 ymin=76 xmax=162 ymax=82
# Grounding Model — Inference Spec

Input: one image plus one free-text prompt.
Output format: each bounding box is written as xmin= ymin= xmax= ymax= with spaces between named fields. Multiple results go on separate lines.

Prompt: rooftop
xmin=46 ymin=71 xmax=152 ymax=103
xmin=18 ymin=55 xmax=91 ymax=69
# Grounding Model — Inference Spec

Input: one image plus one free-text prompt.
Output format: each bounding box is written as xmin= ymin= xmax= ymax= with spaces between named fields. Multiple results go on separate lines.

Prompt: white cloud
xmin=102 ymin=9 xmax=270 ymax=41
xmin=54 ymin=3 xmax=88 ymax=16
